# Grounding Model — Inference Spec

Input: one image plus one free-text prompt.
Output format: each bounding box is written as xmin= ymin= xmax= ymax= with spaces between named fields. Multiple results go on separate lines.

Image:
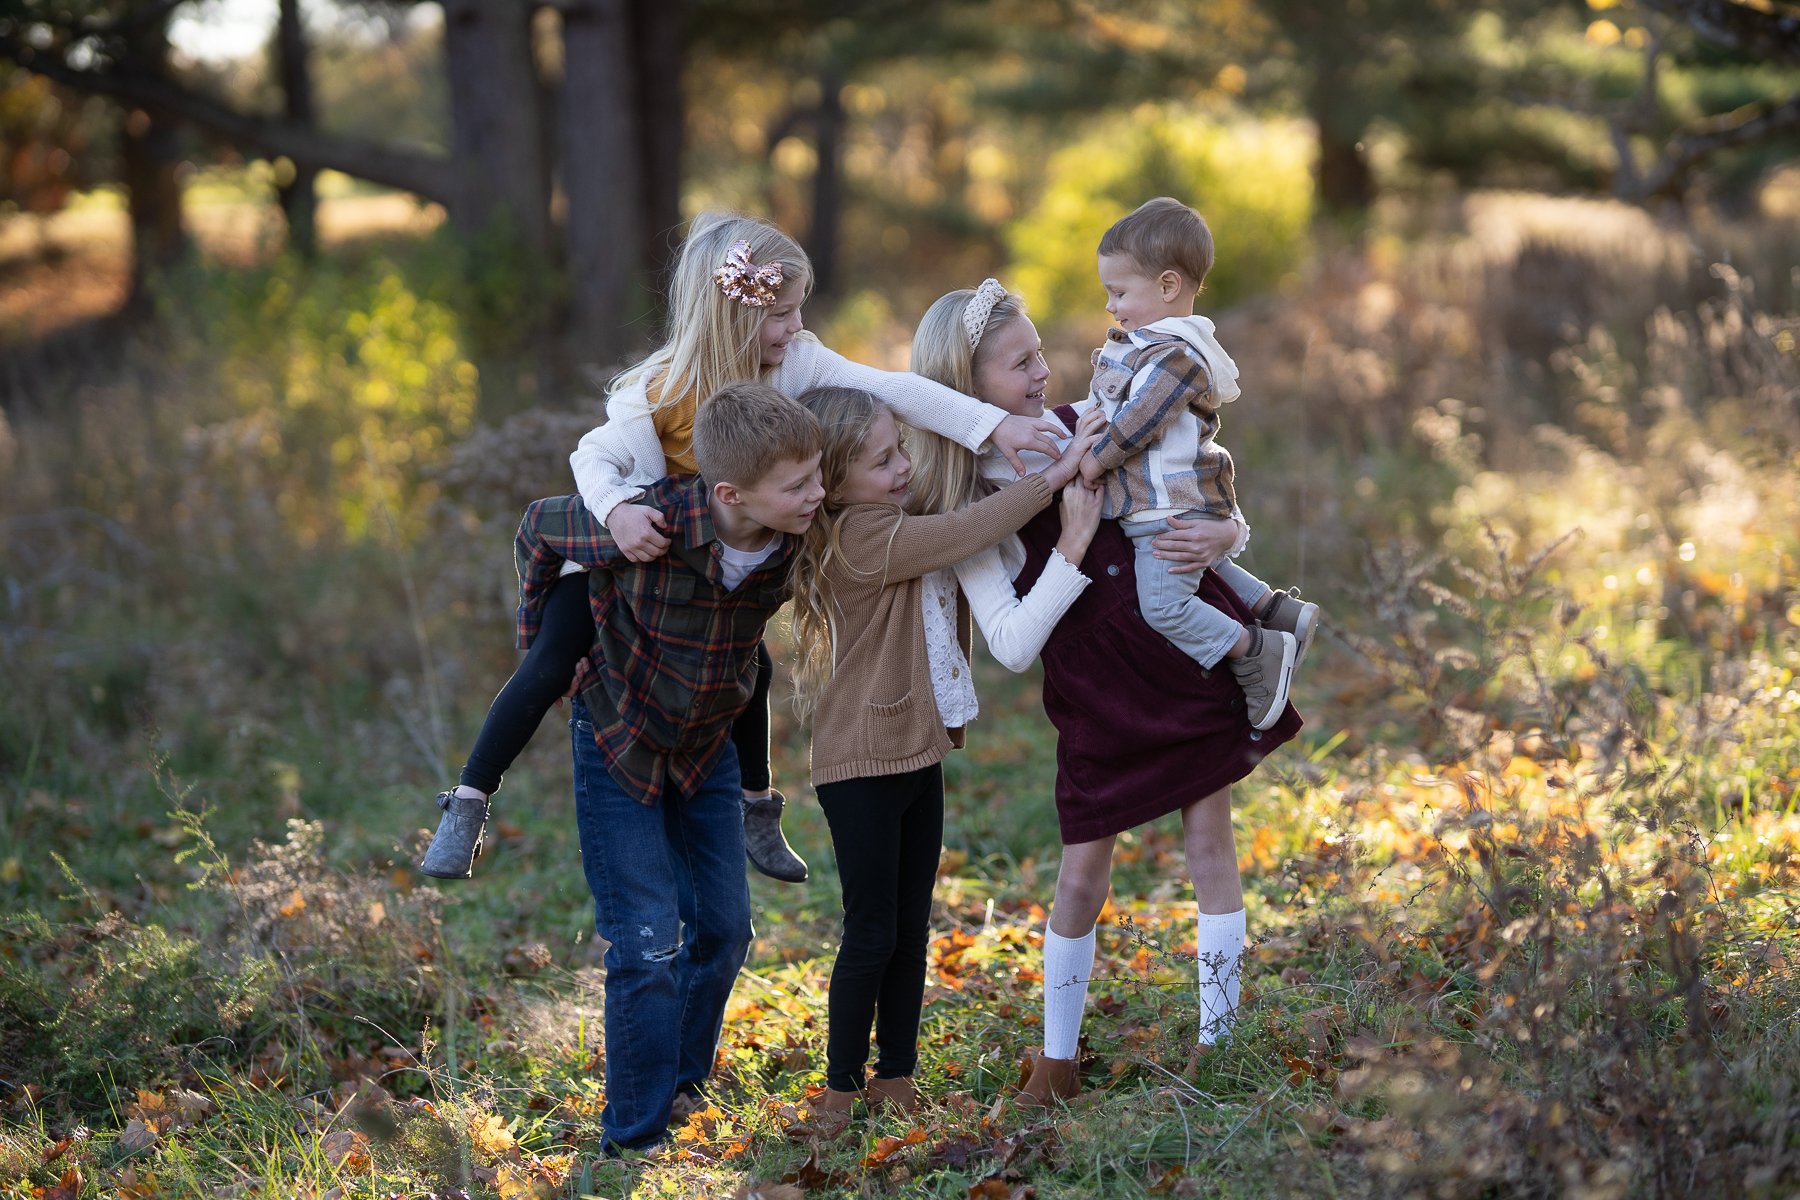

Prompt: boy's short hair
xmin=1099 ymin=197 xmax=1214 ymax=292
xmin=693 ymin=381 xmax=822 ymax=486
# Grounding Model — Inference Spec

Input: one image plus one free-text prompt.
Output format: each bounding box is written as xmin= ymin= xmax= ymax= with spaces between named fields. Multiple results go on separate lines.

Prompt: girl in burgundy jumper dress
xmin=907 ymin=282 xmax=1304 ymax=1109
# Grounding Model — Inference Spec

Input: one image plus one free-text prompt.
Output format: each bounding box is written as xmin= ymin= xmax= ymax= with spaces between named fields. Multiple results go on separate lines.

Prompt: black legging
xmin=731 ymin=640 xmax=773 ymax=793
xmin=816 ymin=763 xmax=944 ymax=1091
xmin=460 ymin=575 xmax=775 ymax=795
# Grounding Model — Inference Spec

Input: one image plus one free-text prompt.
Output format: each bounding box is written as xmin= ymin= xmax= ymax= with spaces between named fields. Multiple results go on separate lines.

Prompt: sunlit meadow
xmin=2 ymin=188 xmax=1797 ymax=1198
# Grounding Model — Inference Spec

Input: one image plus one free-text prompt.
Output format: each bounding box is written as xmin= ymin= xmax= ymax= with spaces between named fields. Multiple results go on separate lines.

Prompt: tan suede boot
xmin=1015 ymin=1052 xmax=1080 ymax=1109
xmin=807 ymin=1087 xmax=858 ymax=1138
xmin=865 ymin=1075 xmax=921 ymax=1116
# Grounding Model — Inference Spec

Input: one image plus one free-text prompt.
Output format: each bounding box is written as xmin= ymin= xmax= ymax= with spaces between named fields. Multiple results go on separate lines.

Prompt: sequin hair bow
xmin=714 ymin=240 xmax=786 ymax=308
xmin=962 ymin=278 xmax=1008 ymax=349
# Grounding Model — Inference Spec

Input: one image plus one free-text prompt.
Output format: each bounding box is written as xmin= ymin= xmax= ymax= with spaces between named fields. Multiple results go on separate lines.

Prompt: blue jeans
xmin=1121 ymin=512 xmax=1270 ymax=668
xmin=569 ymin=699 xmax=753 ymax=1151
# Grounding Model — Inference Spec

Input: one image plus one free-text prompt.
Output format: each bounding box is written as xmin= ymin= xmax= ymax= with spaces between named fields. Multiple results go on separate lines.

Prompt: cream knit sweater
xmin=570 ymin=334 xmax=1010 ymax=523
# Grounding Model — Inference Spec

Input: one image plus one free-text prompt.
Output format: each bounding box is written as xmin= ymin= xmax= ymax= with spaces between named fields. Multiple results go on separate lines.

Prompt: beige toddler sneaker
xmin=1260 ymin=589 xmax=1320 ymax=670
xmin=1228 ymin=626 xmax=1298 ymax=731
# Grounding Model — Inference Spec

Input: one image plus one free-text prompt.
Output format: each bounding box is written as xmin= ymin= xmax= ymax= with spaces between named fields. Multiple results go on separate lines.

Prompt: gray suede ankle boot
xmin=419 ymin=789 xmax=491 ymax=879
xmin=742 ymin=789 xmax=808 ymax=883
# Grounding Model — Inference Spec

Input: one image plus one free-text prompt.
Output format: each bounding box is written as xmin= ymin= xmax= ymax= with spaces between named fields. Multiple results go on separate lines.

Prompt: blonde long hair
xmin=610 ymin=212 xmax=814 ymax=413
xmin=906 ymin=284 xmax=1031 ymax=517
xmin=785 ymin=386 xmax=889 ymax=720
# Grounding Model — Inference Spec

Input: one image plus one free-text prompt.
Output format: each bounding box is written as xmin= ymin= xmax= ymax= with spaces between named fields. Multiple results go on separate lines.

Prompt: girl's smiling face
xmin=758 ymin=282 xmax=806 ymax=367
xmin=834 ymin=410 xmax=912 ymax=507
xmin=972 ymin=314 xmax=1051 ymax=417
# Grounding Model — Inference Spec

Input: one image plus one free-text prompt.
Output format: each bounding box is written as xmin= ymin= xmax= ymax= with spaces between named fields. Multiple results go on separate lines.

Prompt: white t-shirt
xmin=718 ymin=537 xmax=780 ymax=591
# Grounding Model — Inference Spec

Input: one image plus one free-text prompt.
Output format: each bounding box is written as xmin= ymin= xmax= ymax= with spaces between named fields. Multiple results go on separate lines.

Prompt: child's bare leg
xmin=1180 ymin=787 xmax=1245 ymax=1042
xmin=1049 ymin=838 xmax=1116 ymax=936
xmin=1181 ymin=787 xmax=1243 ymax=912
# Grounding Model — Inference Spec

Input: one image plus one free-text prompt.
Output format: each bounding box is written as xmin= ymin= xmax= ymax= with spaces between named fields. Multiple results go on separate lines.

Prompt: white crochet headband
xmin=961 ymin=278 xmax=1008 ymax=350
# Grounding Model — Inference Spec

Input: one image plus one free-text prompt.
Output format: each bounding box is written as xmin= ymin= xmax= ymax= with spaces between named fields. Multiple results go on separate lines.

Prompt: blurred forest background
xmin=2 ymin=1 xmax=1799 ymax=1197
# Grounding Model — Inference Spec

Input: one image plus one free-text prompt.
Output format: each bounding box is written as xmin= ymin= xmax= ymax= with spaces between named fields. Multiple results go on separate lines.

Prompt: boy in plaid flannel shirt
xmin=513 ymin=382 xmax=824 ymax=1155
xmin=1077 ymin=197 xmax=1322 ymax=730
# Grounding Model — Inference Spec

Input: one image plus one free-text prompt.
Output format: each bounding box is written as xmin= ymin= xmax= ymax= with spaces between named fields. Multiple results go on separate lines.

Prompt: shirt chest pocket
xmin=1091 ymin=359 xmax=1134 ymax=407
xmin=644 ymin=573 xmax=709 ymax=637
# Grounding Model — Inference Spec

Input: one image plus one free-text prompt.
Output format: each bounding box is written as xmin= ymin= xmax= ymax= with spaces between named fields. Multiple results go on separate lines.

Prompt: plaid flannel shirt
xmin=514 ymin=476 xmax=796 ymax=804
xmin=1087 ymin=326 xmax=1235 ymax=522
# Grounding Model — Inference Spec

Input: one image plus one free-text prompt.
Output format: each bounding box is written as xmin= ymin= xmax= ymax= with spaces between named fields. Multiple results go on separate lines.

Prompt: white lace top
xmin=921 ymin=567 xmax=979 ymax=727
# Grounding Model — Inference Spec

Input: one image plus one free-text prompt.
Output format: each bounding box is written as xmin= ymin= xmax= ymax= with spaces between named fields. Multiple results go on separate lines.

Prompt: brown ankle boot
xmin=807 ymin=1087 xmax=858 ymax=1138
xmin=866 ymin=1075 xmax=921 ymax=1116
xmin=1015 ymin=1052 xmax=1080 ymax=1109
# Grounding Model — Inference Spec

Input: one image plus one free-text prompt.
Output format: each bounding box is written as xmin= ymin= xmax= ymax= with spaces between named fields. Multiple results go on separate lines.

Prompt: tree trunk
xmin=1308 ymin=71 xmax=1373 ymax=214
xmin=559 ymin=0 xmax=643 ymax=370
xmin=119 ymin=13 xmax=186 ymax=309
xmin=629 ymin=0 xmax=684 ymax=291
xmin=440 ymin=0 xmax=552 ymax=254
xmin=809 ymin=68 xmax=844 ymax=297
xmin=440 ymin=0 xmax=555 ymax=417
xmin=275 ymin=0 xmax=317 ymax=258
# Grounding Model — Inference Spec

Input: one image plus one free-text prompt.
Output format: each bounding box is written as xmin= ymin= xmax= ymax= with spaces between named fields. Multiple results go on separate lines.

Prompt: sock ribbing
xmin=1041 ymin=925 xmax=1096 ymax=1060
xmin=1194 ymin=907 xmax=1246 ymax=1044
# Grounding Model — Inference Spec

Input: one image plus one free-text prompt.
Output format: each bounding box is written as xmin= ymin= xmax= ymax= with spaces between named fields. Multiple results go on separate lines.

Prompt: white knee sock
xmin=1041 ymin=925 xmax=1096 ymax=1060
xmin=1194 ymin=908 xmax=1246 ymax=1044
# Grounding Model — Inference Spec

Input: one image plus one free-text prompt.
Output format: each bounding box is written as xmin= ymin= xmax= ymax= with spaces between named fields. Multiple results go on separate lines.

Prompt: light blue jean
xmin=1120 ymin=511 xmax=1270 ymax=668
xmin=569 ymin=699 xmax=753 ymax=1152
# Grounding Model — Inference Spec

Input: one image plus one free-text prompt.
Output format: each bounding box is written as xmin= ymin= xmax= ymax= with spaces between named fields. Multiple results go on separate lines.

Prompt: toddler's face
xmin=1098 ymin=252 xmax=1177 ymax=332
xmin=973 ymin=315 xmax=1051 ymax=418
xmin=758 ymin=282 xmax=806 ymax=368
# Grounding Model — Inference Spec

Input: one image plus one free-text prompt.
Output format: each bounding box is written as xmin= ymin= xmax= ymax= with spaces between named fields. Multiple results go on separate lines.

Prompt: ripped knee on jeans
xmin=634 ymin=925 xmax=679 ymax=963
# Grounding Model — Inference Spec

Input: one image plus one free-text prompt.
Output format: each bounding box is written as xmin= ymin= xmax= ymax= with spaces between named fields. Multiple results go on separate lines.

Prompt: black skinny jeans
xmin=460 ymin=574 xmax=773 ymax=794
xmin=816 ymin=763 xmax=944 ymax=1091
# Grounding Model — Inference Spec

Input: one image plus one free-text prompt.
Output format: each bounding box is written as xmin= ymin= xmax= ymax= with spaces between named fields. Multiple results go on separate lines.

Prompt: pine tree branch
xmin=0 ymin=38 xmax=456 ymax=204
xmin=1634 ymin=0 xmax=1800 ymax=66
xmin=1627 ymin=92 xmax=1800 ymax=198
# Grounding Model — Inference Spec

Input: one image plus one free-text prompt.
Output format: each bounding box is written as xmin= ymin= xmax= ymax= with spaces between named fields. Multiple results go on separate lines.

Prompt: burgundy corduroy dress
xmin=1011 ymin=449 xmax=1304 ymax=845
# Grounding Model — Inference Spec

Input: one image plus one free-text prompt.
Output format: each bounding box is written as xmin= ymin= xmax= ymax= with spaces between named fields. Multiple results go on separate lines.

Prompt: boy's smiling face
xmin=1098 ymin=252 xmax=1187 ymax=331
xmin=725 ymin=453 xmax=825 ymax=536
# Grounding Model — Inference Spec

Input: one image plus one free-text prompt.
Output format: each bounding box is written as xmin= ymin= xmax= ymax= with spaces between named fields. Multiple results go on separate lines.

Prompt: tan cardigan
xmin=809 ymin=473 xmax=1055 ymax=785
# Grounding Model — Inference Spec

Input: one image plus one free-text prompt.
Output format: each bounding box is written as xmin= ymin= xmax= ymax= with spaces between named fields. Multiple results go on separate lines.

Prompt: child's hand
xmin=1043 ymin=420 xmax=1104 ymax=490
xmin=990 ymin=413 xmax=1072 ymax=477
xmin=1072 ymin=409 xmax=1109 ymax=486
xmin=1151 ymin=513 xmax=1237 ymax=575
xmin=607 ymin=503 xmax=672 ymax=561
xmin=1055 ymin=478 xmax=1104 ymax=566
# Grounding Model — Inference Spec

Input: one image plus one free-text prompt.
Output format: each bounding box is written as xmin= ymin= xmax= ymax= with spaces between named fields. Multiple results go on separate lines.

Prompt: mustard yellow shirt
xmin=648 ymin=384 xmax=701 ymax=475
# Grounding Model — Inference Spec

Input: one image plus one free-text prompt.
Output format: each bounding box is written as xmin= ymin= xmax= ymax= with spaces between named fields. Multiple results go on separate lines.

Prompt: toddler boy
xmin=1078 ymin=197 xmax=1319 ymax=729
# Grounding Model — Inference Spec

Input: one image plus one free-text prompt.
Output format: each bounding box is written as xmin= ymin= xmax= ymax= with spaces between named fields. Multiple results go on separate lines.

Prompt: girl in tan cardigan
xmin=787 ymin=386 xmax=1100 ymax=1135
